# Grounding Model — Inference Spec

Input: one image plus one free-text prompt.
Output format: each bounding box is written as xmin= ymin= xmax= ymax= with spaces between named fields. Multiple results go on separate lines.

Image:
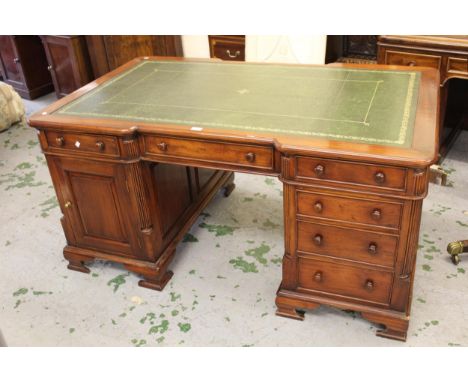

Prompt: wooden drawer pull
xmin=245 ymin=152 xmax=256 ymax=162
xmin=157 ymin=142 xmax=168 ymax=152
xmin=55 ymin=136 xmax=65 ymax=146
xmin=365 ymin=279 xmax=374 ymax=290
xmin=374 ymin=171 xmax=385 ymax=184
xmin=368 ymin=242 xmax=378 ymax=255
xmin=314 ymin=164 xmax=325 ymax=177
xmin=314 ymin=201 xmax=323 ymax=213
xmin=313 ymin=234 xmax=323 ymax=246
xmin=407 ymin=61 xmax=416 ymax=66
xmin=96 ymin=141 xmax=105 ymax=151
xmin=314 ymin=271 xmax=323 ymax=282
xmin=371 ymin=209 xmax=382 ymax=220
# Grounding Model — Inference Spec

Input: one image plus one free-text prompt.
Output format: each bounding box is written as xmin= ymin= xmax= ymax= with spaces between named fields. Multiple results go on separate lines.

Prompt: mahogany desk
xmin=29 ymin=57 xmax=439 ymax=341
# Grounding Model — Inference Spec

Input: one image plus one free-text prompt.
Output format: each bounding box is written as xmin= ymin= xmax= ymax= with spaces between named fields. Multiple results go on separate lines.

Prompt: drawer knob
xmin=314 ymin=164 xmax=325 ymax=177
xmin=374 ymin=171 xmax=385 ymax=184
xmin=226 ymin=49 xmax=241 ymax=58
xmin=47 ymin=65 xmax=53 ymax=71
xmin=55 ymin=136 xmax=65 ymax=146
xmin=96 ymin=141 xmax=105 ymax=151
xmin=365 ymin=279 xmax=374 ymax=290
xmin=313 ymin=234 xmax=323 ymax=246
xmin=314 ymin=271 xmax=323 ymax=282
xmin=368 ymin=242 xmax=378 ymax=255
xmin=371 ymin=209 xmax=382 ymax=220
xmin=407 ymin=61 xmax=416 ymax=67
xmin=314 ymin=201 xmax=323 ymax=213
xmin=245 ymin=152 xmax=256 ymax=162
xmin=157 ymin=142 xmax=168 ymax=152
xmin=13 ymin=57 xmax=20 ymax=64
xmin=64 ymin=201 xmax=72 ymax=209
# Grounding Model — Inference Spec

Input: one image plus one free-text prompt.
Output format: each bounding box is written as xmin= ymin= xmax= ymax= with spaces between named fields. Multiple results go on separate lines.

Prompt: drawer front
xmin=297 ymin=191 xmax=402 ymax=229
xmin=213 ymin=43 xmax=245 ymax=61
xmin=45 ymin=131 xmax=120 ymax=157
xmin=384 ymin=50 xmax=441 ymax=69
xmin=297 ymin=221 xmax=398 ymax=267
xmin=144 ymin=135 xmax=274 ymax=171
xmin=296 ymin=157 xmax=407 ymax=191
xmin=298 ymin=257 xmax=393 ymax=304
xmin=447 ymin=57 xmax=468 ymax=75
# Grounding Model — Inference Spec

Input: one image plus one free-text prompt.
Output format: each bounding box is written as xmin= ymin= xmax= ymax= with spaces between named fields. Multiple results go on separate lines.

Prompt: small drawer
xmin=447 ymin=57 xmax=468 ymax=75
xmin=296 ymin=157 xmax=407 ymax=191
xmin=144 ymin=135 xmax=274 ymax=171
xmin=296 ymin=190 xmax=402 ymax=230
xmin=384 ymin=50 xmax=441 ymax=69
xmin=213 ymin=43 xmax=245 ymax=61
xmin=298 ymin=257 xmax=393 ymax=305
xmin=45 ymin=131 xmax=120 ymax=157
xmin=297 ymin=220 xmax=398 ymax=267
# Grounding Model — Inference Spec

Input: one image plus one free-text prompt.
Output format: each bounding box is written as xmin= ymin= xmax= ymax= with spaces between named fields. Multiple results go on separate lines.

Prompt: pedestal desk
xmin=29 ymin=57 xmax=439 ymax=341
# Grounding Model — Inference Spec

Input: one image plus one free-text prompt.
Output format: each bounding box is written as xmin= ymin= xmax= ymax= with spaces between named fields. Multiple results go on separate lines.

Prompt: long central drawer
xmin=143 ymin=135 xmax=274 ymax=172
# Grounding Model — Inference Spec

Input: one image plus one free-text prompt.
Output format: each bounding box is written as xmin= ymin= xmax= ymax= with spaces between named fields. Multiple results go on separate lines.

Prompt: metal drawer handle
xmin=157 ymin=142 xmax=168 ymax=152
xmin=368 ymin=242 xmax=378 ymax=255
xmin=374 ymin=171 xmax=385 ymax=184
xmin=314 ymin=164 xmax=325 ymax=177
xmin=55 ymin=136 xmax=65 ymax=146
xmin=314 ymin=271 xmax=323 ymax=282
xmin=313 ymin=234 xmax=323 ymax=246
xmin=245 ymin=152 xmax=256 ymax=162
xmin=13 ymin=57 xmax=20 ymax=64
xmin=226 ymin=49 xmax=240 ymax=58
xmin=365 ymin=279 xmax=374 ymax=290
xmin=371 ymin=209 xmax=382 ymax=220
xmin=64 ymin=201 xmax=72 ymax=209
xmin=314 ymin=201 xmax=323 ymax=213
xmin=96 ymin=141 xmax=105 ymax=151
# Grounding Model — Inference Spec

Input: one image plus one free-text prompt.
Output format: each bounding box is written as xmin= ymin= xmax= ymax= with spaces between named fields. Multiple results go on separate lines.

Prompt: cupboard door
xmin=42 ymin=37 xmax=76 ymax=97
xmin=50 ymin=157 xmax=142 ymax=258
xmin=0 ymin=36 xmax=23 ymax=84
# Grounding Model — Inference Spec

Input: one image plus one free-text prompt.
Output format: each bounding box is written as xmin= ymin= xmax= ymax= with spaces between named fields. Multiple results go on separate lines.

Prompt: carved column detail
xmin=121 ymin=137 xmax=140 ymax=159
xmin=400 ymin=199 xmax=423 ymax=279
xmin=125 ymin=162 xmax=152 ymax=231
xmin=412 ymin=168 xmax=428 ymax=197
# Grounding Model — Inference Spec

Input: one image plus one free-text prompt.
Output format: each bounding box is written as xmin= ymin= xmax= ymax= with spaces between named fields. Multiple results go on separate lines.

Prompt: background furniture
xmin=377 ymin=35 xmax=468 ymax=158
xmin=208 ymin=35 xmax=245 ymax=61
xmin=326 ymin=35 xmax=377 ymax=64
xmin=0 ymin=82 xmax=25 ymax=131
xmin=41 ymin=35 xmax=93 ymax=99
xmin=0 ymin=35 xmax=53 ymax=99
xmin=86 ymin=35 xmax=183 ymax=78
xmin=30 ymin=58 xmax=439 ymax=341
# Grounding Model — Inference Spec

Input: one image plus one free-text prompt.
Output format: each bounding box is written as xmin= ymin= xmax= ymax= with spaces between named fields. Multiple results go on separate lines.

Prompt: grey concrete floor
xmin=0 ymin=92 xmax=467 ymax=346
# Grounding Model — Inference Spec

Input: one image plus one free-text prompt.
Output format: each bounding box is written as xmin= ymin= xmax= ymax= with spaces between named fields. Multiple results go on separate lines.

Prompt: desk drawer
xmin=144 ymin=135 xmax=274 ymax=171
xmin=298 ymin=257 xmax=393 ymax=305
xmin=296 ymin=157 xmax=407 ymax=191
xmin=384 ymin=50 xmax=441 ymax=69
xmin=447 ymin=57 xmax=468 ymax=75
xmin=297 ymin=220 xmax=398 ymax=267
xmin=45 ymin=130 xmax=120 ymax=157
xmin=213 ymin=42 xmax=245 ymax=61
xmin=296 ymin=190 xmax=403 ymax=230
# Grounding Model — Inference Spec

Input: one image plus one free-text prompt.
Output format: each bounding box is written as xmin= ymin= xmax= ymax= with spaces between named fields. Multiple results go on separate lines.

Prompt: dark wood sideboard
xmin=0 ymin=35 xmax=53 ymax=99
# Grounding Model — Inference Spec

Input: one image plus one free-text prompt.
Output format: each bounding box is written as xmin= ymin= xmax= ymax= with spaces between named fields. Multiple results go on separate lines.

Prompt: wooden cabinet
xmin=209 ymin=35 xmax=245 ymax=61
xmin=85 ymin=35 xmax=183 ymax=78
xmin=40 ymin=35 xmax=93 ymax=98
xmin=0 ymin=35 xmax=53 ymax=99
xmin=377 ymin=35 xmax=468 ymax=156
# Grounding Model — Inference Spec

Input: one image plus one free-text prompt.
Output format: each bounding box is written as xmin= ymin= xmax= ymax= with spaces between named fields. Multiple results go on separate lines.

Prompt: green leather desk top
xmin=56 ymin=60 xmax=421 ymax=148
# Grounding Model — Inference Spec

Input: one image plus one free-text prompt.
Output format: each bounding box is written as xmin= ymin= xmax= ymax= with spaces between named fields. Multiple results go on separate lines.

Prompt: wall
xmin=182 ymin=35 xmax=327 ymax=64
